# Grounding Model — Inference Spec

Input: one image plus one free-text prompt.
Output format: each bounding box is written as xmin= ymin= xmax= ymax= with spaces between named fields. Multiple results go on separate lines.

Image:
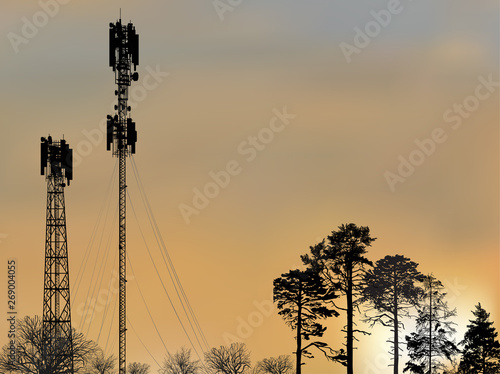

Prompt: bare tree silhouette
xmin=159 ymin=347 xmax=201 ymax=374
xmin=127 ymin=362 xmax=150 ymax=374
xmin=254 ymin=355 xmax=293 ymax=374
xmin=0 ymin=315 xmax=96 ymax=374
xmin=204 ymin=343 xmax=250 ymax=374
xmin=85 ymin=349 xmax=116 ymax=374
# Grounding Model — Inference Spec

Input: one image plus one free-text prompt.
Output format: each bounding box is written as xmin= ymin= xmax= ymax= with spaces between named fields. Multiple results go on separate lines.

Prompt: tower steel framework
xmin=40 ymin=136 xmax=74 ymax=374
xmin=107 ymin=17 xmax=139 ymax=374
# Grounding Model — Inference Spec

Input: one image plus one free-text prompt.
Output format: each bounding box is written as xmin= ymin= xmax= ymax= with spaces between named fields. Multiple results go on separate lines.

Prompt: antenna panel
xmin=109 ymin=24 xmax=117 ymax=69
xmin=107 ymin=117 xmax=114 ymax=151
xmin=41 ymin=139 xmax=48 ymax=175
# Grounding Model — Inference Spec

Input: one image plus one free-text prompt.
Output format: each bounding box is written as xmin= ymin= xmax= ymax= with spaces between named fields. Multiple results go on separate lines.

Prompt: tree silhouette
xmin=204 ymin=343 xmax=250 ymax=374
xmin=0 ymin=315 xmax=97 ymax=374
xmin=458 ymin=303 xmax=500 ymax=373
xmin=159 ymin=347 xmax=200 ymax=374
xmin=362 ymin=254 xmax=423 ymax=374
xmin=302 ymin=223 xmax=375 ymax=374
xmin=127 ymin=362 xmax=150 ymax=374
xmin=404 ymin=274 xmax=459 ymax=374
xmin=86 ymin=349 xmax=116 ymax=374
xmin=273 ymin=266 xmax=343 ymax=374
xmin=255 ymin=355 xmax=293 ymax=374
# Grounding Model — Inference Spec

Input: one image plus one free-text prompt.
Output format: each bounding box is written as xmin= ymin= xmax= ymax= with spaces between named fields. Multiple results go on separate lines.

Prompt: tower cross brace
xmin=41 ymin=136 xmax=74 ymax=374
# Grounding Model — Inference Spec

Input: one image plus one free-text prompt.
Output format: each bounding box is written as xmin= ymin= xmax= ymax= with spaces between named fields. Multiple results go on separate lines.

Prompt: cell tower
xmin=40 ymin=136 xmax=74 ymax=374
xmin=107 ymin=17 xmax=139 ymax=374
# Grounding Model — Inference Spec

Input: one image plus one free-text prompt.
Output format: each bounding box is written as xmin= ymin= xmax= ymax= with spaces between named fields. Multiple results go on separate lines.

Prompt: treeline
xmin=272 ymin=223 xmax=500 ymax=374
xmin=0 ymin=315 xmax=293 ymax=374
xmin=1 ymin=223 xmax=498 ymax=374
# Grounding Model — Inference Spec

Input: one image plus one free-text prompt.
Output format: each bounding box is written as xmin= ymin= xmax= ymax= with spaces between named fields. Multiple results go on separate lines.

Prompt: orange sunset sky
xmin=0 ymin=1 xmax=498 ymax=373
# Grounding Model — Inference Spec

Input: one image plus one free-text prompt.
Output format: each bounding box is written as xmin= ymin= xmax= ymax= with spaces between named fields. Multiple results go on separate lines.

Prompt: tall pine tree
xmin=302 ymin=223 xmax=375 ymax=374
xmin=404 ymin=274 xmax=459 ymax=374
xmin=459 ymin=303 xmax=500 ymax=374
xmin=273 ymin=267 xmax=344 ymax=373
xmin=362 ymin=255 xmax=423 ymax=374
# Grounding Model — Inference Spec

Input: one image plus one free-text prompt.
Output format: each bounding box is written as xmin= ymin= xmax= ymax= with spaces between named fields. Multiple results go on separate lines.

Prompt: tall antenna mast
xmin=40 ymin=136 xmax=74 ymax=374
xmin=107 ymin=15 xmax=139 ymax=374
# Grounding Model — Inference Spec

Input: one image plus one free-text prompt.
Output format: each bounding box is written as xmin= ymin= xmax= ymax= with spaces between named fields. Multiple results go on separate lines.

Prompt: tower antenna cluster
xmin=107 ymin=16 xmax=139 ymax=374
xmin=40 ymin=136 xmax=74 ymax=374
xmin=37 ymin=15 xmax=139 ymax=374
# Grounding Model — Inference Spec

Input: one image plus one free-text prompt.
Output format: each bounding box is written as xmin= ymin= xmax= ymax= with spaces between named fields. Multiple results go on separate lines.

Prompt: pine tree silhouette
xmin=302 ymin=223 xmax=375 ymax=374
xmin=362 ymin=255 xmax=423 ymax=374
xmin=404 ymin=274 xmax=459 ymax=374
xmin=459 ymin=303 xmax=500 ymax=374
xmin=273 ymin=265 xmax=344 ymax=373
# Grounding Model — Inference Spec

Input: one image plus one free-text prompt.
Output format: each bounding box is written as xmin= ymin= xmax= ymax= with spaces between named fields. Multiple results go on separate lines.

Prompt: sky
xmin=0 ymin=1 xmax=498 ymax=373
